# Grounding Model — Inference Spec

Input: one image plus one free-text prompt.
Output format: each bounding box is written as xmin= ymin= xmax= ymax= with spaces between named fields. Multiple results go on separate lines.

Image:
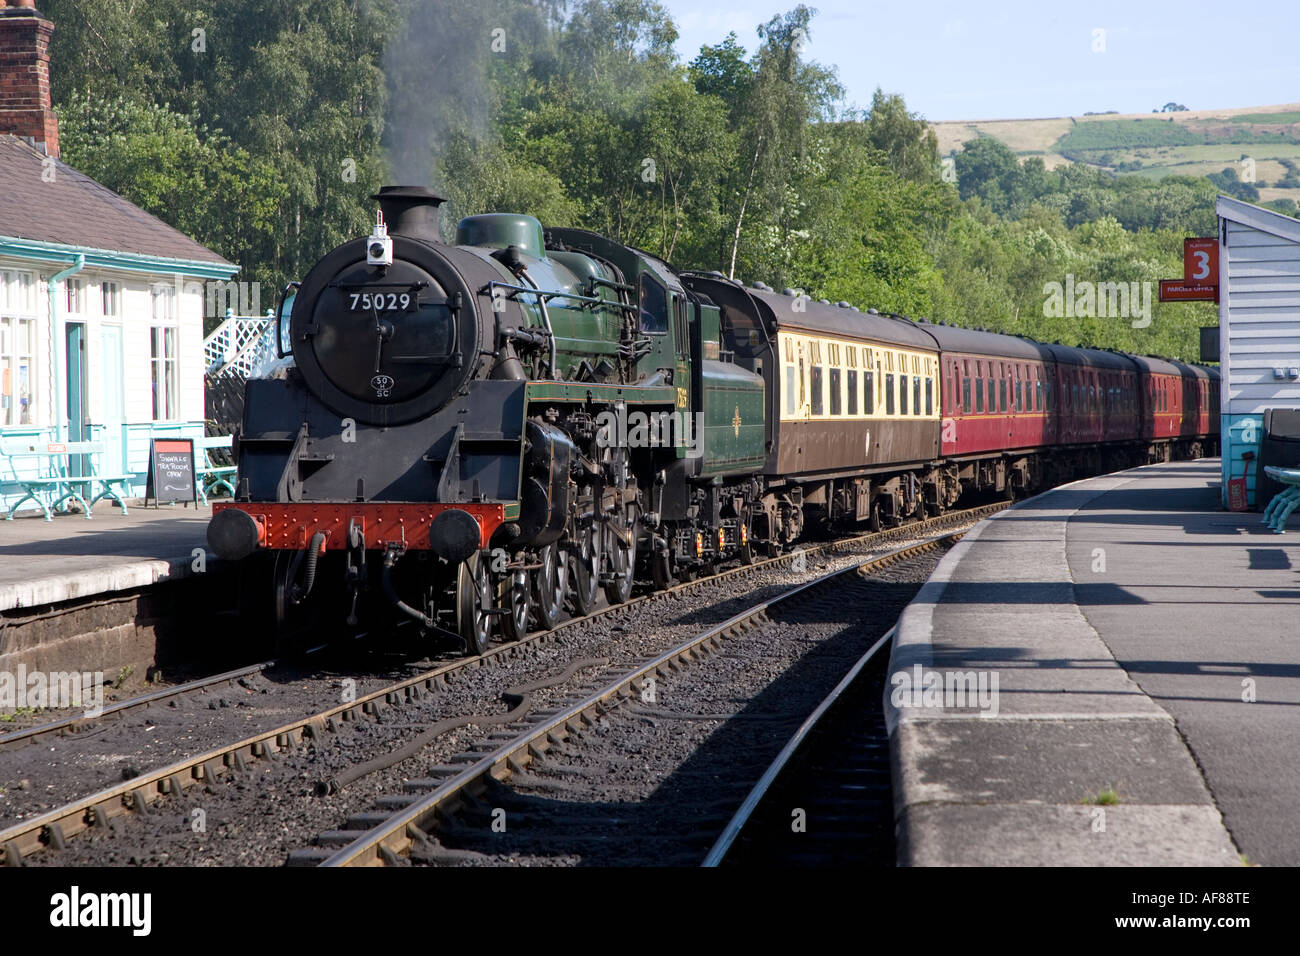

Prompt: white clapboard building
xmin=1216 ymin=196 xmax=1300 ymax=507
xmin=0 ymin=3 xmax=237 ymax=513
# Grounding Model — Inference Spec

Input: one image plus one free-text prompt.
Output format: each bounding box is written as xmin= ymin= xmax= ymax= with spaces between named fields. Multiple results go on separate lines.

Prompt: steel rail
xmin=0 ymin=659 xmax=274 ymax=752
xmin=700 ymin=623 xmax=898 ymax=867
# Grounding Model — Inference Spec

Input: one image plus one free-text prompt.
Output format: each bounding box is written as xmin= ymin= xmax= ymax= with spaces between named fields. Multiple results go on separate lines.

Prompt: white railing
xmin=205 ymin=309 xmax=276 ymax=379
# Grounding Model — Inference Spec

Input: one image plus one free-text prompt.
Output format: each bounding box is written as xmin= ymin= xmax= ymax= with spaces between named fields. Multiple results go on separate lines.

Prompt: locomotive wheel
xmin=456 ymin=553 xmax=494 ymax=656
xmin=272 ymin=550 xmax=310 ymax=655
xmin=569 ymin=522 xmax=601 ymax=616
xmin=603 ymin=504 xmax=638 ymax=605
xmin=532 ymin=542 xmax=569 ymax=630
xmin=499 ymin=568 xmax=531 ymax=642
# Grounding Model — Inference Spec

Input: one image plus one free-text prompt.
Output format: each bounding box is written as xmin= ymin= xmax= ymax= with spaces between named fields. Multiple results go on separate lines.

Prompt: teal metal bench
xmin=1 ymin=439 xmax=133 ymax=521
xmin=194 ymin=435 xmax=237 ymax=505
xmin=1262 ymin=466 xmax=1300 ymax=533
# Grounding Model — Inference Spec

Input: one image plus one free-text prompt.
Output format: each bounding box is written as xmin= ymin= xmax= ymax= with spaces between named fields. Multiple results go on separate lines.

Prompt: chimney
xmin=0 ymin=1 xmax=58 ymax=158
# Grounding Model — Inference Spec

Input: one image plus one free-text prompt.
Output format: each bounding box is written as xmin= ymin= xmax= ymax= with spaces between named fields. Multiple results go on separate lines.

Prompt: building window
xmin=1 ymin=270 xmax=37 ymax=427
xmin=65 ymin=277 xmax=85 ymax=315
xmin=102 ymin=281 xmax=121 ymax=318
xmin=151 ymin=326 xmax=179 ymax=420
xmin=152 ymin=283 xmax=175 ymax=323
xmin=0 ymin=317 xmax=36 ymax=427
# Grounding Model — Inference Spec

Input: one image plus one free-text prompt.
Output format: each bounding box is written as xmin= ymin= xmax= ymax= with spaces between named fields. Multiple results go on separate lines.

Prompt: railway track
xmin=702 ymin=626 xmax=896 ymax=867
xmin=310 ymin=533 xmax=956 ymax=867
xmin=0 ymin=500 xmax=1002 ymax=756
xmin=0 ymin=503 xmax=997 ymax=866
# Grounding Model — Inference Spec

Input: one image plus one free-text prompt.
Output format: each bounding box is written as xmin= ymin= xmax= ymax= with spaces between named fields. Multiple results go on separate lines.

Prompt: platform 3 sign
xmin=1160 ymin=237 xmax=1220 ymax=302
xmin=146 ymin=438 xmax=197 ymax=506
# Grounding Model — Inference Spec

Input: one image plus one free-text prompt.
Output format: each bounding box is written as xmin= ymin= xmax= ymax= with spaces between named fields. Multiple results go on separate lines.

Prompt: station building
xmin=0 ymin=1 xmax=236 ymax=512
xmin=1215 ymin=197 xmax=1300 ymax=507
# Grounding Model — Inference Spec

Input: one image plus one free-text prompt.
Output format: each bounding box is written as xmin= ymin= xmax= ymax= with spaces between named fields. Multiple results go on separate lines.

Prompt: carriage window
xmin=785 ymin=366 xmax=796 ymax=416
xmin=639 ymin=273 xmax=668 ymax=333
xmin=913 ymin=376 xmax=922 ymax=416
xmin=886 ymin=374 xmax=896 ymax=415
xmin=998 ymin=380 xmax=1007 ymax=413
xmin=810 ymin=366 xmax=824 ymax=415
xmin=962 ymin=377 xmax=972 ymax=413
xmin=784 ymin=338 xmax=794 ymax=362
xmin=865 ymin=370 xmax=875 ymax=414
xmin=900 ymin=373 xmax=909 ymax=415
xmin=830 ymin=368 xmax=842 ymax=415
xmin=1015 ymin=380 xmax=1023 ymax=411
xmin=975 ymin=378 xmax=984 ymax=413
xmin=925 ymin=377 xmax=933 ymax=416
xmin=987 ymin=379 xmax=995 ymax=412
xmin=847 ymin=370 xmax=858 ymax=415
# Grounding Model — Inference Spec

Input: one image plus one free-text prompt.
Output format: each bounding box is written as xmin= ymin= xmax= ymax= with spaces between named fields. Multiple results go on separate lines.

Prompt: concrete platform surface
xmin=0 ymin=503 xmax=211 ymax=612
xmin=888 ymin=459 xmax=1299 ymax=866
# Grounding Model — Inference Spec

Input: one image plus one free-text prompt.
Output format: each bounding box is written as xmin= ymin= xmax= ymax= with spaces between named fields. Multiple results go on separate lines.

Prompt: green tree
xmin=860 ymin=88 xmax=939 ymax=183
xmin=56 ymin=90 xmax=286 ymax=316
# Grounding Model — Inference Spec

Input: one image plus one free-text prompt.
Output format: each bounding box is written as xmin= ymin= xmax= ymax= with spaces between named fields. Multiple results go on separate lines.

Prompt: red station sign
xmin=1183 ymin=237 xmax=1218 ymax=283
xmin=1159 ymin=237 xmax=1219 ymax=302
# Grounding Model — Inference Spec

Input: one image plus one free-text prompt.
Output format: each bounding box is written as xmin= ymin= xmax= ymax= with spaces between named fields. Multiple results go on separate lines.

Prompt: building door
xmin=100 ymin=325 xmax=126 ymax=473
xmin=65 ymin=321 xmax=89 ymax=475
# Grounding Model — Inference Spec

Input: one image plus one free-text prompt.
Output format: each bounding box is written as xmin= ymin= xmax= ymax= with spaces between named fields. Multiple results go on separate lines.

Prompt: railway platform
xmin=888 ymin=459 xmax=1299 ymax=867
xmin=0 ymin=504 xmax=213 ymax=613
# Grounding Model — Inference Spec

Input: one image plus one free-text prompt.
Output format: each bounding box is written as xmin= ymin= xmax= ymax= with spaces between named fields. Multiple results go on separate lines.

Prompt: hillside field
xmin=932 ymin=102 xmax=1300 ymax=199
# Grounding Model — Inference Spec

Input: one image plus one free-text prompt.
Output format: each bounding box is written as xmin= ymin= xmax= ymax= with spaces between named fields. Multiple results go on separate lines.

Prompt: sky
xmin=658 ymin=0 xmax=1300 ymax=122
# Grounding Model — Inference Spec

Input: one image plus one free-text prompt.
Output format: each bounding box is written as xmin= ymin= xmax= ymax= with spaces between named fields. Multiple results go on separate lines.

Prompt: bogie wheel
xmin=532 ymin=541 xmax=569 ymax=631
xmin=456 ymin=553 xmax=494 ymax=656
xmin=569 ymin=521 xmax=602 ymax=616
xmin=498 ymin=567 xmax=531 ymax=642
xmin=603 ymin=503 xmax=638 ymax=605
xmin=737 ymin=512 xmax=755 ymax=566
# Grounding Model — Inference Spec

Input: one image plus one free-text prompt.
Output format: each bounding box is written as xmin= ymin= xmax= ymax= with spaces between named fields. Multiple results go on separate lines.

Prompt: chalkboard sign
xmin=146 ymin=438 xmax=197 ymax=506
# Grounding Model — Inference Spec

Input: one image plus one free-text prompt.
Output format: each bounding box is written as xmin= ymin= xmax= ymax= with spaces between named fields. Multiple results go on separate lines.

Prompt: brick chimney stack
xmin=0 ymin=1 xmax=58 ymax=158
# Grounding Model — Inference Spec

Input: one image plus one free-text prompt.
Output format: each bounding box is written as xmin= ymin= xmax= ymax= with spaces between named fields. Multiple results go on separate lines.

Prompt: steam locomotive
xmin=207 ymin=185 xmax=1219 ymax=653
